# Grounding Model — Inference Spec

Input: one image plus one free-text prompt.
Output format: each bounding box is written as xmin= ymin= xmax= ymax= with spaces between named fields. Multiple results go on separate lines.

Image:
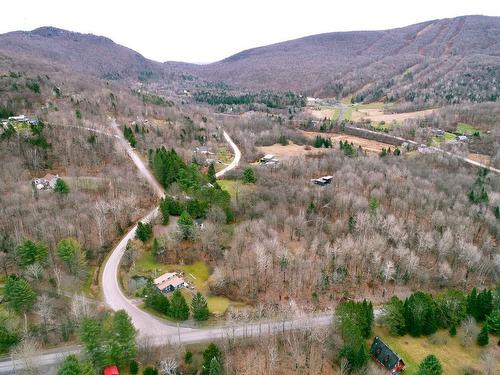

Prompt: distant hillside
xmin=0 ymin=27 xmax=165 ymax=81
xmin=174 ymin=15 xmax=500 ymax=107
xmin=0 ymin=17 xmax=498 ymax=108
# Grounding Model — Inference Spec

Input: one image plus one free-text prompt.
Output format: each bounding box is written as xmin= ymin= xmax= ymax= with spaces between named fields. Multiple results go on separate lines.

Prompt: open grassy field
xmin=304 ymin=106 xmax=340 ymax=120
xmin=134 ymin=250 xmax=244 ymax=315
xmin=457 ymin=122 xmax=481 ymax=135
xmin=302 ymin=131 xmax=395 ymax=154
xmin=344 ymin=106 xmax=354 ymax=121
xmin=256 ymin=142 xmax=325 ymax=161
xmin=352 ymin=107 xmax=435 ymax=123
xmin=372 ymin=326 xmax=499 ymax=374
xmin=431 ymin=132 xmax=456 ymax=146
xmin=358 ymin=102 xmax=385 ymax=110
xmin=218 ymin=179 xmax=240 ymax=197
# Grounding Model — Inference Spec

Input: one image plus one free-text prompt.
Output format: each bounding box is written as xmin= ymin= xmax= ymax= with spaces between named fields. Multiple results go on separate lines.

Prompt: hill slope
xmin=175 ymin=15 xmax=500 ymax=106
xmin=0 ymin=26 xmax=165 ymax=81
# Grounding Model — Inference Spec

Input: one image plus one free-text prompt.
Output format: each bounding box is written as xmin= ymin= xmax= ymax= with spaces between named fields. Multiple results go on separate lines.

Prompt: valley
xmin=0 ymin=12 xmax=498 ymax=375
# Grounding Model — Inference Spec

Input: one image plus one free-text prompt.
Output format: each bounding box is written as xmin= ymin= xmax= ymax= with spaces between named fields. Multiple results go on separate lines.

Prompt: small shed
xmin=104 ymin=365 xmax=119 ymax=375
xmin=311 ymin=175 xmax=333 ymax=186
xmin=259 ymin=154 xmax=279 ymax=165
xmin=370 ymin=337 xmax=405 ymax=374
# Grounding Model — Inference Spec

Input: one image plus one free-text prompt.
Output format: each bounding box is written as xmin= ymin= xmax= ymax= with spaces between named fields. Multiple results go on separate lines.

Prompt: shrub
xmin=416 ymin=354 xmax=442 ymax=375
xmin=136 ymin=222 xmax=152 ymax=242
xmin=477 ymin=325 xmax=489 ymax=346
xmin=242 ymin=167 xmax=256 ymax=184
xmin=142 ymin=367 xmax=158 ymax=375
xmin=54 ymin=178 xmax=70 ymax=194
xmin=130 ymin=360 xmax=139 ymax=374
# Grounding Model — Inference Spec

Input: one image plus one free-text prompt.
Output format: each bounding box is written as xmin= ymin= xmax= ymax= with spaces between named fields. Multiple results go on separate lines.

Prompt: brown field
xmin=302 ymin=131 xmax=394 ymax=154
xmin=467 ymin=153 xmax=491 ymax=165
xmin=352 ymin=107 xmax=436 ymax=123
xmin=304 ymin=106 xmax=338 ymax=120
xmin=256 ymin=142 xmax=327 ymax=160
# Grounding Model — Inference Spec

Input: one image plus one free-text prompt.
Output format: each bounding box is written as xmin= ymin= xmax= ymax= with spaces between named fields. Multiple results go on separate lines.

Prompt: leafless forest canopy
xmin=0 ymin=14 xmax=498 ymax=374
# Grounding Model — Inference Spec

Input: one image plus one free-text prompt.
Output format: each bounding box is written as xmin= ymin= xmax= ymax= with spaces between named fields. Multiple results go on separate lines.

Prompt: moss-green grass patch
xmin=358 ymin=102 xmax=385 ymax=110
xmin=218 ymin=179 xmax=240 ymax=197
xmin=456 ymin=122 xmax=481 ymax=135
xmin=344 ymin=106 xmax=354 ymax=121
xmin=431 ymin=132 xmax=456 ymax=146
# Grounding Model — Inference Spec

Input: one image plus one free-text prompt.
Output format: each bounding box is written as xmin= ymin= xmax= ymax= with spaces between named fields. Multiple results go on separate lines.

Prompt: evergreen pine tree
xmin=136 ymin=222 xmax=153 ymax=242
xmin=54 ymin=178 xmax=70 ymax=194
xmin=15 ymin=239 xmax=48 ymax=268
xmin=191 ymin=292 xmax=209 ymax=321
xmin=207 ymin=163 xmax=217 ymax=183
xmin=202 ymin=343 xmax=222 ymax=375
xmin=242 ymin=167 xmax=256 ymax=183
xmin=477 ymin=325 xmax=489 ymax=346
xmin=108 ymin=310 xmax=137 ymax=368
xmin=169 ymin=289 xmax=189 ymax=320
xmin=416 ymin=355 xmax=442 ymax=375
xmin=208 ymin=357 xmax=221 ymax=375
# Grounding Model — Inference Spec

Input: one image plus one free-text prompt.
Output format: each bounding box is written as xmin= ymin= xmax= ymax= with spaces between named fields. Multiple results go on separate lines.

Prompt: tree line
xmin=384 ymin=286 xmax=498 ymax=343
xmin=150 ymin=147 xmax=233 ymax=223
xmin=142 ymin=280 xmax=209 ymax=321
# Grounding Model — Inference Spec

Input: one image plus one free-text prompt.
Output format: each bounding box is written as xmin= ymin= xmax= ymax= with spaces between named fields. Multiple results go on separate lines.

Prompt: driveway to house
xmin=102 ymin=120 xmax=242 ymax=338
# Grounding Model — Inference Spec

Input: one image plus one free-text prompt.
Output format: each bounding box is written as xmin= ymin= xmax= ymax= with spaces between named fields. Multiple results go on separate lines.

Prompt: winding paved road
xmin=4 ymin=113 xmax=489 ymax=373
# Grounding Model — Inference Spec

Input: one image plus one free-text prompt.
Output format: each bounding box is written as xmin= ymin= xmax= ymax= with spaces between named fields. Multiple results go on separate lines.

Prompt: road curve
xmin=102 ymin=121 xmax=241 ymax=338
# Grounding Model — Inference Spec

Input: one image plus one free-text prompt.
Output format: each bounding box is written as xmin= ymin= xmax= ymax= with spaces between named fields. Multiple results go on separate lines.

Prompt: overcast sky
xmin=2 ymin=0 xmax=499 ymax=63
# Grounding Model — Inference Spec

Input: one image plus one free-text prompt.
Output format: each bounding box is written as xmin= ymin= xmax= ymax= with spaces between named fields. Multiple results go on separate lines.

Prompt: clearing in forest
xmin=256 ymin=142 xmax=326 ymax=160
xmin=372 ymin=326 xmax=499 ymax=375
xmin=302 ymin=131 xmax=395 ymax=154
xmin=352 ymin=107 xmax=435 ymax=123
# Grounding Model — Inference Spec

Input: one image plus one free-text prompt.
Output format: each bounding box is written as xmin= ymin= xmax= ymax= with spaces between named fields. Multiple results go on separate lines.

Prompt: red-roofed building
xmin=104 ymin=365 xmax=119 ymax=375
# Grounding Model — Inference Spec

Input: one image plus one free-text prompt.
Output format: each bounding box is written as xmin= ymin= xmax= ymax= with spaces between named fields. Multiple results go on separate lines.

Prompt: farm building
xmin=154 ymin=272 xmax=187 ymax=293
xmin=7 ymin=115 xmax=38 ymax=125
xmin=33 ymin=174 xmax=59 ymax=190
xmin=259 ymin=154 xmax=279 ymax=165
xmin=311 ymin=175 xmax=333 ymax=186
xmin=370 ymin=337 xmax=405 ymax=374
xmin=194 ymin=146 xmax=214 ymax=155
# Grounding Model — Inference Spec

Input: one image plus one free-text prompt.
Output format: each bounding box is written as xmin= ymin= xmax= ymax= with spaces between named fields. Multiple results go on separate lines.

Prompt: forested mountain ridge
xmin=0 ymin=26 xmax=166 ymax=81
xmin=173 ymin=15 xmax=500 ymax=106
xmin=1 ymin=15 xmax=498 ymax=108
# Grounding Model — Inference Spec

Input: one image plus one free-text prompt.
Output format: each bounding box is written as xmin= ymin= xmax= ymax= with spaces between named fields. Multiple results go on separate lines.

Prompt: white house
xmin=154 ymin=272 xmax=187 ymax=293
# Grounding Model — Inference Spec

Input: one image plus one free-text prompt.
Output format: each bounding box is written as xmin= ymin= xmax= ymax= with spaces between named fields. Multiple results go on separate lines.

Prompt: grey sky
xmin=2 ymin=0 xmax=499 ymax=63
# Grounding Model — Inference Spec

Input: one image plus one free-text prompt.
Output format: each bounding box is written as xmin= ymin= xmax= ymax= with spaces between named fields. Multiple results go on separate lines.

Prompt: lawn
xmin=134 ymin=249 xmax=245 ymax=315
xmin=331 ymin=108 xmax=341 ymax=121
xmin=358 ymin=102 xmax=385 ymax=110
xmin=431 ymin=132 xmax=456 ymax=146
xmin=372 ymin=326 xmax=496 ymax=374
xmin=457 ymin=122 xmax=481 ymax=135
xmin=344 ymin=106 xmax=353 ymax=121
xmin=218 ymin=179 xmax=240 ymax=197
xmin=135 ymin=253 xmax=209 ymax=291
xmin=217 ymin=147 xmax=232 ymax=164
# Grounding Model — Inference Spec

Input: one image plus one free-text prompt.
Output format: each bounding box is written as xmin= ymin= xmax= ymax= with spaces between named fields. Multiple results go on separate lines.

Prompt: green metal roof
xmin=370 ymin=336 xmax=403 ymax=370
